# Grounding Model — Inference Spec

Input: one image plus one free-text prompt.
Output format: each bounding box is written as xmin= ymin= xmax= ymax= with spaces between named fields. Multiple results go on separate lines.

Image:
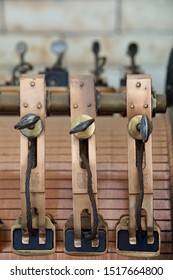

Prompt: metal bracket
xmin=11 ymin=74 xmax=56 ymax=255
xmin=64 ymin=75 xmax=107 ymax=255
xmin=116 ymin=215 xmax=160 ymax=257
xmin=116 ymin=74 xmax=160 ymax=257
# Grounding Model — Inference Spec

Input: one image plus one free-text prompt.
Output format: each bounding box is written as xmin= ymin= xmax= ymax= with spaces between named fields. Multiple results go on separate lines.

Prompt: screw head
xmin=80 ymin=82 xmax=84 ymax=87
xmin=130 ymin=104 xmax=135 ymax=109
xmin=73 ymin=104 xmax=78 ymax=109
xmin=23 ymin=103 xmax=28 ymax=108
xmin=30 ymin=81 xmax=35 ymax=87
xmin=136 ymin=82 xmax=141 ymax=88
xmin=144 ymin=104 xmax=148 ymax=108
xmin=37 ymin=103 xmax=42 ymax=109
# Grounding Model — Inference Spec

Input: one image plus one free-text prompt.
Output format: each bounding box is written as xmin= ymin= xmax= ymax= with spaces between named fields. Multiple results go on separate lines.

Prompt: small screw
xmin=136 ymin=82 xmax=141 ymax=88
xmin=130 ymin=104 xmax=135 ymax=109
xmin=144 ymin=104 xmax=148 ymax=108
xmin=30 ymin=81 xmax=35 ymax=87
xmin=73 ymin=104 xmax=78 ymax=109
xmin=37 ymin=103 xmax=42 ymax=109
xmin=23 ymin=103 xmax=28 ymax=108
xmin=80 ymin=82 xmax=84 ymax=87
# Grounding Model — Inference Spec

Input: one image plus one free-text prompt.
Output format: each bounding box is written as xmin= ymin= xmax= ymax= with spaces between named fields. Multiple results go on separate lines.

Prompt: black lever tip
xmin=70 ymin=119 xmax=95 ymax=135
xmin=14 ymin=115 xmax=40 ymax=130
xmin=136 ymin=115 xmax=151 ymax=143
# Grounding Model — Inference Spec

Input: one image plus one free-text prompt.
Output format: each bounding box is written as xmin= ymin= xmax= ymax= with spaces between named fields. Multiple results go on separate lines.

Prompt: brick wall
xmin=0 ymin=0 xmax=173 ymax=92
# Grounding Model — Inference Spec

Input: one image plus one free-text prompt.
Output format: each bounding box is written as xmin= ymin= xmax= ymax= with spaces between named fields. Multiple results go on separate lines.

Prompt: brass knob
xmin=14 ymin=114 xmax=44 ymax=138
xmin=70 ymin=114 xmax=95 ymax=139
xmin=128 ymin=114 xmax=152 ymax=141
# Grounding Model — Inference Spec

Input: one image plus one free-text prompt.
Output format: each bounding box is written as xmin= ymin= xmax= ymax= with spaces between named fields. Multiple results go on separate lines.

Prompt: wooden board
xmin=0 ymin=113 xmax=172 ymax=260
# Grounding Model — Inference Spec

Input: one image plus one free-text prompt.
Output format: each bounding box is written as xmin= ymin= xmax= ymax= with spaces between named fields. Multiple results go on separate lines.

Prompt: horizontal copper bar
xmin=0 ymin=86 xmax=166 ymax=116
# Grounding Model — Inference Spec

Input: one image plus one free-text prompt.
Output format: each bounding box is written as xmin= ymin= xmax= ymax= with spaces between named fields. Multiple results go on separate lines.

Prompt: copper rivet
xmin=37 ymin=103 xmax=42 ymax=109
xmin=30 ymin=81 xmax=35 ymax=87
xmin=144 ymin=104 xmax=148 ymax=108
xmin=23 ymin=103 xmax=28 ymax=108
xmin=80 ymin=82 xmax=84 ymax=87
xmin=136 ymin=82 xmax=141 ymax=88
xmin=73 ymin=104 xmax=78 ymax=109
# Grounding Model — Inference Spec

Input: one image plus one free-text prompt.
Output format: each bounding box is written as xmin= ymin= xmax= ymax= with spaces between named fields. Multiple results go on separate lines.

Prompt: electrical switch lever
xmin=11 ymin=75 xmax=56 ymax=256
xmin=64 ymin=75 xmax=108 ymax=255
xmin=116 ymin=75 xmax=160 ymax=257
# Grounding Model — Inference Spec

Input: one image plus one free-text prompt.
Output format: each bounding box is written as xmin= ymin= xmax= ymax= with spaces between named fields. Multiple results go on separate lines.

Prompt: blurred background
xmin=0 ymin=0 xmax=173 ymax=93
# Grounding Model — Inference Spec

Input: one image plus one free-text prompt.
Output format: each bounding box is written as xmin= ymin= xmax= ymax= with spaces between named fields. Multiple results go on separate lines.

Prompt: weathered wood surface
xmin=0 ymin=114 xmax=172 ymax=260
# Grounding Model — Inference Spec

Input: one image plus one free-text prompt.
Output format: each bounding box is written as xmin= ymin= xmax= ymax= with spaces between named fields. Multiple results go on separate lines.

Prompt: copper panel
xmin=0 ymin=113 xmax=172 ymax=259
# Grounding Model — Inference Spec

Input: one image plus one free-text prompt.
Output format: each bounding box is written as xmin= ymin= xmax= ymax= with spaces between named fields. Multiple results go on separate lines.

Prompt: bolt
xmin=23 ymin=103 xmax=28 ymax=108
xmin=73 ymin=104 xmax=78 ymax=109
xmin=80 ymin=82 xmax=84 ymax=87
xmin=130 ymin=104 xmax=135 ymax=109
xmin=30 ymin=81 xmax=35 ymax=87
xmin=144 ymin=104 xmax=148 ymax=108
xmin=37 ymin=103 xmax=42 ymax=109
xmin=136 ymin=82 xmax=141 ymax=88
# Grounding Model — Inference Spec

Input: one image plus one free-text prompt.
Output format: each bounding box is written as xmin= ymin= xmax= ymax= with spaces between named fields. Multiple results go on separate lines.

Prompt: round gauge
xmin=51 ymin=40 xmax=67 ymax=55
xmin=16 ymin=41 xmax=27 ymax=54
